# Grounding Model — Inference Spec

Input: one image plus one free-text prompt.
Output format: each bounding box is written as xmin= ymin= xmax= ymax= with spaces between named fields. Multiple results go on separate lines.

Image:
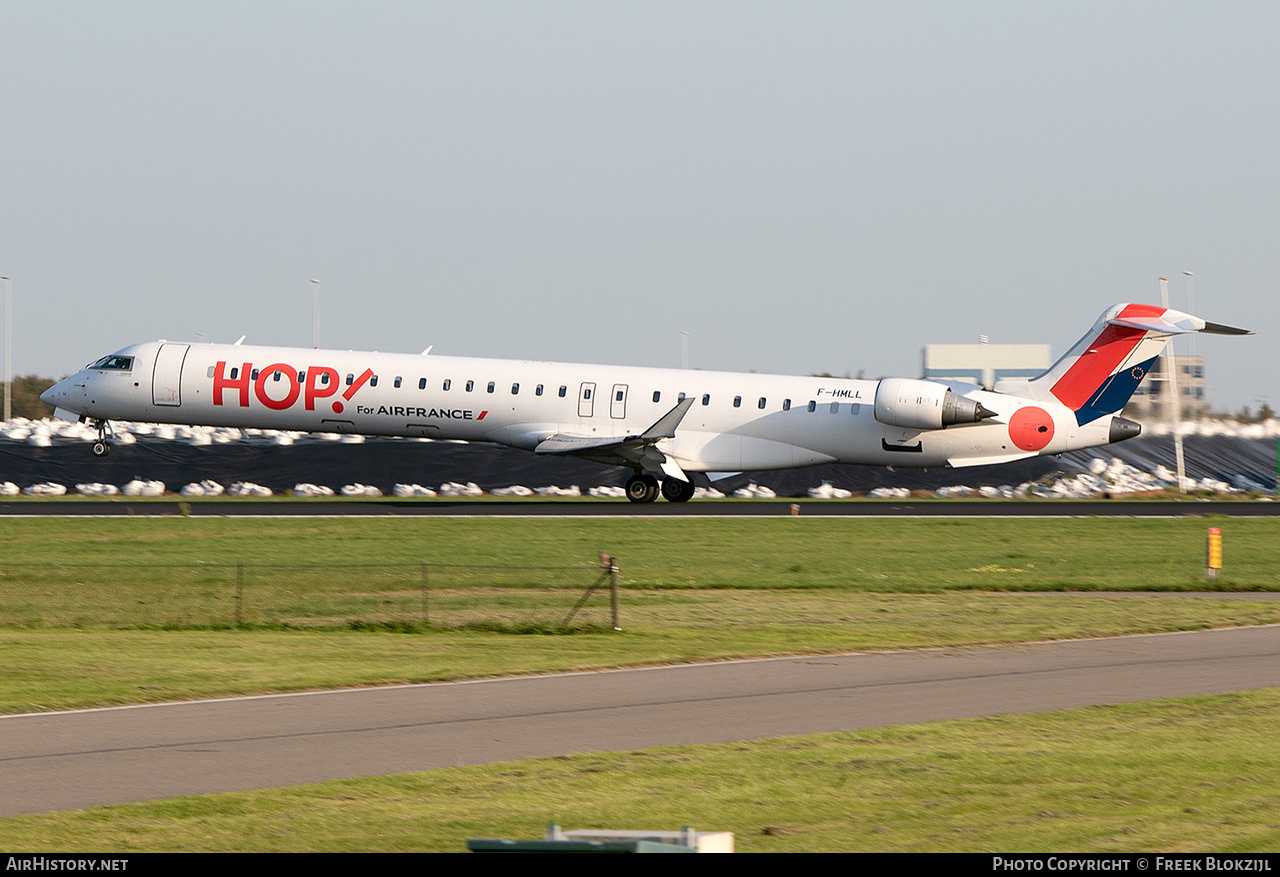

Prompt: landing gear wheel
xmin=92 ymin=441 xmax=110 ymax=457
xmin=624 ymin=473 xmax=660 ymax=504
xmin=661 ymin=478 xmax=695 ymax=503
xmin=91 ymin=420 xmax=113 ymax=457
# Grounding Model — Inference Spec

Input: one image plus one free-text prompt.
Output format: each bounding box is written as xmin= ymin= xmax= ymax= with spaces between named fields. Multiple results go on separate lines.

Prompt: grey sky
xmin=2 ymin=1 xmax=1274 ymax=412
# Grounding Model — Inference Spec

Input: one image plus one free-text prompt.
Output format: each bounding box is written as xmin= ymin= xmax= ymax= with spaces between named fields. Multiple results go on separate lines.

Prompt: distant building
xmin=1124 ymin=355 xmax=1207 ymax=420
xmin=922 ymin=343 xmax=1051 ymax=390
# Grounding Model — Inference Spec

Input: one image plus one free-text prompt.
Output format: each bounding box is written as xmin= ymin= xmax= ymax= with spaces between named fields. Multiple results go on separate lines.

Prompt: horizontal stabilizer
xmin=1201 ymin=321 xmax=1253 ymax=336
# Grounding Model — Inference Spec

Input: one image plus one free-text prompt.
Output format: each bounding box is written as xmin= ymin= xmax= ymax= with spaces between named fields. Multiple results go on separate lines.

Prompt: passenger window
xmin=702 ymin=394 xmax=710 ymax=406
xmin=536 ymin=384 xmax=544 ymax=396
xmin=678 ymin=392 xmax=686 ymax=401
xmin=830 ymin=402 xmax=839 ymax=413
xmin=851 ymin=403 xmax=860 ymax=415
xmin=512 ymin=383 xmax=519 ymax=394
xmin=653 ymin=391 xmax=661 ymax=403
xmin=321 ymin=372 xmax=330 ymax=386
xmin=370 ymin=375 xmax=378 ymax=387
xmin=583 ymin=388 xmax=592 ymax=400
xmin=297 ymin=371 xmax=305 ymax=384
xmin=733 ymin=396 xmax=742 ymax=408
xmin=273 ymin=370 xmax=282 ymax=382
xmin=758 ymin=397 xmax=766 ymax=409
xmin=251 ymin=369 xmax=260 ymax=380
xmin=419 ymin=378 xmax=427 ymax=390
xmin=230 ymin=368 xmax=239 ymax=379
xmin=616 ymin=389 xmax=625 ymax=402
xmin=487 ymin=381 xmax=495 ymax=394
xmin=807 ymin=401 xmax=816 ymax=412
xmin=558 ymin=386 xmax=567 ymax=397
xmin=465 ymin=380 xmax=474 ymax=392
xmin=394 ymin=376 xmax=403 ymax=388
xmin=443 ymin=379 xmax=452 ymax=391
xmin=207 ymin=366 xmax=215 ymax=378
xmin=346 ymin=374 xmax=354 ymax=386
xmin=783 ymin=399 xmax=791 ymax=411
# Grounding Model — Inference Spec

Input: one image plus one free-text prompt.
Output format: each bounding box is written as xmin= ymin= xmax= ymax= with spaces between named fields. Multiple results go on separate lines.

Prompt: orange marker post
xmin=1207 ymin=527 xmax=1223 ymax=580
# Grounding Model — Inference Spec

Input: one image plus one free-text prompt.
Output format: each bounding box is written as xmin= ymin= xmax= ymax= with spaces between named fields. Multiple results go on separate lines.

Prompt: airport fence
xmin=0 ymin=554 xmax=621 ymax=632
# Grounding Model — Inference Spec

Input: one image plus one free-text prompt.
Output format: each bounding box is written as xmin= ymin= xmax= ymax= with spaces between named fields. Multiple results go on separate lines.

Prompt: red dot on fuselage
xmin=1008 ymin=406 xmax=1054 ymax=451
xmin=332 ymin=401 xmax=344 ymax=413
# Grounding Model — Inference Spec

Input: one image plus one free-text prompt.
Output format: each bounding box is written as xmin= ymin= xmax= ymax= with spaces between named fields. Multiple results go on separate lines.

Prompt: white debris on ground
xmin=868 ymin=487 xmax=912 ymax=499
xmin=76 ymin=483 xmax=120 ymax=496
xmin=180 ymin=480 xmax=226 ymax=497
xmin=340 ymin=483 xmax=383 ymax=497
xmin=122 ymin=479 xmax=165 ymax=497
xmin=693 ymin=486 xmax=726 ymax=499
xmin=227 ymin=482 xmax=272 ymax=497
xmin=0 ymin=481 xmax=20 ymax=496
xmin=535 ymin=485 xmax=582 ymax=497
xmin=392 ymin=484 xmax=436 ymax=497
xmin=23 ymin=482 xmax=67 ymax=496
xmin=734 ymin=483 xmax=777 ymax=498
xmin=490 ymin=485 xmax=534 ymax=496
xmin=438 ymin=481 xmax=485 ymax=497
xmin=588 ymin=485 xmax=627 ymax=498
xmin=293 ymin=483 xmax=336 ymax=497
xmin=807 ymin=481 xmax=853 ymax=499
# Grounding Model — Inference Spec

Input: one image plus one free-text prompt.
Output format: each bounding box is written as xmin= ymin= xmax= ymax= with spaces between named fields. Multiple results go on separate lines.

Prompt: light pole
xmin=1184 ymin=271 xmax=1195 ymax=358
xmin=1160 ymin=277 xmax=1186 ymax=492
xmin=2 ymin=276 xmax=10 ymax=423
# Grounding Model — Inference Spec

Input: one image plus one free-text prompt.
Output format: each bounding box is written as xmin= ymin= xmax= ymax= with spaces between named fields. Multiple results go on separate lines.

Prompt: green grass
xmin=7 ymin=592 xmax=1280 ymax=714
xmin=3 ymin=516 xmax=1280 ymax=851
xmin=3 ymin=689 xmax=1278 ymax=852
xmin=1 ymin=516 xmax=1276 ymax=591
xmin=3 ymin=517 xmax=1280 ymax=713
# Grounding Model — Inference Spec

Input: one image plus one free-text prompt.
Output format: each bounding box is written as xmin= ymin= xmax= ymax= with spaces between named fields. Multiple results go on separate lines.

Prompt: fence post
xmin=235 ymin=560 xmax=244 ymax=625
xmin=608 ymin=554 xmax=620 ymax=631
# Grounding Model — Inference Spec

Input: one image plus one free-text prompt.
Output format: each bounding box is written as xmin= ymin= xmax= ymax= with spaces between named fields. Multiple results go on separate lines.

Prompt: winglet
xmin=641 ymin=396 xmax=696 ymax=441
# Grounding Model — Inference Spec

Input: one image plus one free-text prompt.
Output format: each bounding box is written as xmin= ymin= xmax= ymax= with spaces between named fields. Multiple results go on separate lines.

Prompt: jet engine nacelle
xmin=873 ymin=378 xmax=994 ymax=430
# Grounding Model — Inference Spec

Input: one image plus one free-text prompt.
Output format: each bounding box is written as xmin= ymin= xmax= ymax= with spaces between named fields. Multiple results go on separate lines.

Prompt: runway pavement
xmin=4 ymin=624 xmax=1280 ymax=817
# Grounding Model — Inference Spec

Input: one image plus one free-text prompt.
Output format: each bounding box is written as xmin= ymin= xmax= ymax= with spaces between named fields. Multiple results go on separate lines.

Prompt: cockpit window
xmin=87 ymin=355 xmax=134 ymax=371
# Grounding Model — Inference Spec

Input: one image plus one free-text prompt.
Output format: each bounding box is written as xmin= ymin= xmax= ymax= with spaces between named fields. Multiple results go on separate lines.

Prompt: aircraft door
xmin=610 ymin=383 xmax=628 ymax=419
xmin=578 ymin=382 xmax=596 ymax=418
xmin=152 ymin=343 xmax=190 ymax=407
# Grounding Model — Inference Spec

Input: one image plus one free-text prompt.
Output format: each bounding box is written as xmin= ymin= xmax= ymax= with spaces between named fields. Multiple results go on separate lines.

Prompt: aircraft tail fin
xmin=998 ymin=303 xmax=1252 ymax=426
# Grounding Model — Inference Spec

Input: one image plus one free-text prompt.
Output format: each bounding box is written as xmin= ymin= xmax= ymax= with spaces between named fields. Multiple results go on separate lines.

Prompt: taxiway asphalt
xmin=4 ymin=625 xmax=1280 ymax=816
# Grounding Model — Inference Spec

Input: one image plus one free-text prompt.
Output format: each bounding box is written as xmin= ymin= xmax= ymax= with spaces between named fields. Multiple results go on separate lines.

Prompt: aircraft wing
xmin=534 ymin=397 xmax=695 ymax=481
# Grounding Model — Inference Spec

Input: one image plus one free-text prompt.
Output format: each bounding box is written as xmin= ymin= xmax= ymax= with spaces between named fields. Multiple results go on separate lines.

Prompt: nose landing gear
xmin=91 ymin=420 xmax=113 ymax=457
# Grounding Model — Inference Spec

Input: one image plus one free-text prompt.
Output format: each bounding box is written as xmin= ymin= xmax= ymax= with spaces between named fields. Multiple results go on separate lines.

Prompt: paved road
xmin=1 ymin=499 xmax=1278 ymax=516
xmin=4 ymin=625 xmax=1280 ymax=817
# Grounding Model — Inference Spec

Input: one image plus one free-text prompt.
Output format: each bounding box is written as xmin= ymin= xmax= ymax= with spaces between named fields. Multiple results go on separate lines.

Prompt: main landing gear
xmin=624 ymin=473 xmax=695 ymax=504
xmin=91 ymin=420 xmax=113 ymax=457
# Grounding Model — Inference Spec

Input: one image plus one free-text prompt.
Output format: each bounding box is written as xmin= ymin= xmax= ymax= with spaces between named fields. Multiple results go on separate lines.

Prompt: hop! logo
xmin=212 ymin=362 xmax=373 ymax=413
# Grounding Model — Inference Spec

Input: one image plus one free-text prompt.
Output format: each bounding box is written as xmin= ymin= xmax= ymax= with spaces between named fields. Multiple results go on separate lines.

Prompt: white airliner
xmin=41 ymin=303 xmax=1250 ymax=502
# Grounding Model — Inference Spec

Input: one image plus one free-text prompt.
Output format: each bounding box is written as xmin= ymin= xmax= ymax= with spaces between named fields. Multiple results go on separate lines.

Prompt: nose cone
xmin=39 ymin=382 xmax=61 ymax=407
